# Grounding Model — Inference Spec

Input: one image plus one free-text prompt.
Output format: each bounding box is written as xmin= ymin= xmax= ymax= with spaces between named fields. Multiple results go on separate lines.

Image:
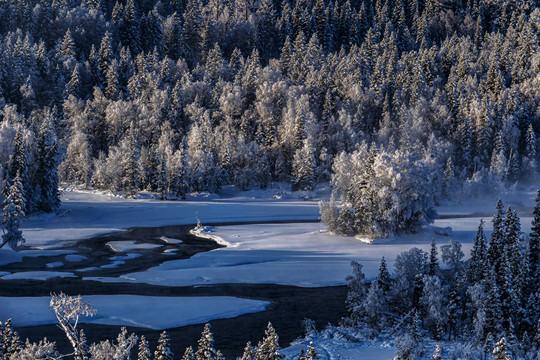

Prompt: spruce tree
xmin=6 ymin=129 xmax=29 ymax=214
xmin=467 ymin=220 xmax=488 ymax=284
xmin=528 ymin=190 xmax=540 ymax=296
xmin=239 ymin=341 xmax=256 ymax=360
xmin=195 ymin=323 xmax=222 ymax=360
xmin=345 ymin=260 xmax=367 ymax=323
xmin=428 ymin=238 xmax=439 ymax=276
xmin=60 ymin=29 xmax=76 ymax=58
xmin=182 ymin=346 xmax=196 ymax=360
xmin=504 ymin=208 xmax=523 ymax=300
xmin=1 ymin=171 xmax=26 ymax=249
xmin=154 ymin=331 xmax=173 ymax=360
xmin=493 ymin=337 xmax=511 ymax=360
xmin=137 ymin=335 xmax=151 ymax=360
xmin=256 ymin=322 xmax=284 ymax=360
xmin=376 ymin=256 xmax=391 ymax=295
xmin=489 ymin=200 xmax=506 ymax=287
xmin=98 ymin=32 xmax=113 ymax=82
xmin=34 ymin=114 xmax=61 ymax=213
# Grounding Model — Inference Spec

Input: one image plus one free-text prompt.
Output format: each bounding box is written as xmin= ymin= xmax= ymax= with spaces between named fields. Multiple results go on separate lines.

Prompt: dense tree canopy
xmin=0 ymin=0 xmax=538 ymax=212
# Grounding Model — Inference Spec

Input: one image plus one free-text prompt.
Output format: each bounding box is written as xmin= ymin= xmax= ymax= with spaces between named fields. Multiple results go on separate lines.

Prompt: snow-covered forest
xmin=340 ymin=191 xmax=540 ymax=359
xmin=1 ymin=0 xmax=539 ymax=210
xmin=2 ymin=0 xmax=540 ymax=357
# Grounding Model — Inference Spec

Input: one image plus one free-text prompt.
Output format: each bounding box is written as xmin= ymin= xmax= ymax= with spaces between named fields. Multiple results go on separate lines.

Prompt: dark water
xmin=0 ymin=221 xmax=347 ymax=359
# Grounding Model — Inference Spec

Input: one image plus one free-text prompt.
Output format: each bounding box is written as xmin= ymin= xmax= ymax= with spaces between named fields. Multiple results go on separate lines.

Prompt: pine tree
xmin=345 ymin=260 xmax=367 ymax=323
xmin=363 ymin=279 xmax=385 ymax=330
xmin=442 ymin=157 xmax=455 ymax=199
xmin=34 ymin=113 xmax=61 ymax=213
xmin=1 ymin=319 xmax=21 ymax=355
xmin=256 ymin=322 xmax=284 ymax=360
xmin=182 ymin=346 xmax=196 ymax=360
xmin=377 ymin=256 xmax=392 ymax=295
xmin=447 ymin=278 xmax=460 ymax=340
xmin=137 ymin=335 xmax=151 ymax=360
xmin=98 ymin=32 xmax=113 ymax=83
xmin=299 ymin=342 xmax=318 ymax=360
xmin=182 ymin=0 xmax=203 ymax=61
xmin=195 ymin=323 xmax=222 ymax=360
xmin=429 ymin=239 xmax=439 ymax=276
xmin=432 ymin=344 xmax=442 ymax=360
xmin=239 ymin=341 xmax=256 ymax=360
xmin=65 ymin=65 xmax=81 ymax=98
xmin=105 ymin=59 xmax=119 ymax=100
xmin=60 ymin=29 xmax=76 ymax=58
xmin=524 ymin=124 xmax=537 ymax=176
xmin=279 ymin=36 xmax=293 ymax=76
xmin=493 ymin=337 xmax=511 ymax=360
xmin=489 ymin=200 xmax=506 ymax=286
xmin=120 ymin=0 xmax=141 ymax=54
xmin=504 ymin=208 xmax=523 ymax=300
xmin=1 ymin=171 xmax=26 ymax=249
xmin=528 ymin=190 xmax=540 ymax=296
xmin=291 ymin=139 xmax=316 ymax=191
xmin=6 ymin=129 xmax=29 ymax=214
xmin=154 ymin=331 xmax=173 ymax=360
xmin=467 ymin=220 xmax=488 ymax=284
xmin=121 ymin=123 xmax=140 ymax=196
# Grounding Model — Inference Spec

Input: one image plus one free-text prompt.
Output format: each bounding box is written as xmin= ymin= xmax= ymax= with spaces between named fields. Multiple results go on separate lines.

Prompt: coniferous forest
xmin=1 ymin=0 xmax=539 ymax=215
xmin=1 ymin=0 xmax=540 ymax=357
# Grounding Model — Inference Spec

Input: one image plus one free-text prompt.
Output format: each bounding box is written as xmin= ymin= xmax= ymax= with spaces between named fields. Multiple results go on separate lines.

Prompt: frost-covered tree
xmin=441 ymin=240 xmax=464 ymax=275
xmin=345 ymin=260 xmax=367 ymax=323
xmin=34 ymin=113 xmax=60 ymax=213
xmin=195 ymin=324 xmax=223 ymax=360
xmin=238 ymin=342 xmax=256 ymax=360
xmin=137 ymin=335 xmax=151 ymax=360
xmin=493 ymin=337 xmax=511 ymax=360
xmin=291 ymin=139 xmax=316 ymax=191
xmin=50 ymin=293 xmax=97 ymax=360
xmin=325 ymin=145 xmax=436 ymax=236
xmin=182 ymin=346 xmax=196 ymax=360
xmin=421 ymin=275 xmax=445 ymax=339
xmin=1 ymin=171 xmax=26 ymax=249
xmin=155 ymin=331 xmax=173 ymax=360
xmin=256 ymin=322 xmax=284 ymax=360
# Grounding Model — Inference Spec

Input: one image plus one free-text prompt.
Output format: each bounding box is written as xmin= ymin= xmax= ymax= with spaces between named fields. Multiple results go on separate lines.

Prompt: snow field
xmin=84 ymin=220 xmax=494 ymax=287
xmin=21 ymin=190 xmax=322 ymax=248
xmin=0 ymin=295 xmax=270 ymax=330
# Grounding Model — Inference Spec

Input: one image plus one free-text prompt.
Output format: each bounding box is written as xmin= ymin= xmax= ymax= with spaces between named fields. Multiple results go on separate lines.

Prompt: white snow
xmin=0 ymin=295 xmax=270 ymax=330
xmin=283 ymin=338 xmax=396 ymax=360
xmin=160 ymin=236 xmax=183 ymax=244
xmin=107 ymin=241 xmax=162 ymax=252
xmin=22 ymin=189 xmax=321 ymax=248
xmin=2 ymin=271 xmax=77 ymax=280
xmin=82 ymin=189 xmax=536 ymax=287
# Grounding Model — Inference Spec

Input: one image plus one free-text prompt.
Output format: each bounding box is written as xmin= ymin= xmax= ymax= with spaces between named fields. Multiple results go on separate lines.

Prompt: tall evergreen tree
xmin=34 ymin=113 xmax=61 ymax=213
xmin=527 ymin=190 xmax=540 ymax=297
xmin=1 ymin=171 xmax=25 ymax=249
xmin=256 ymin=322 xmax=284 ymax=360
xmin=467 ymin=220 xmax=488 ymax=284
xmin=154 ymin=331 xmax=173 ymax=360
xmin=137 ymin=335 xmax=151 ymax=360
xmin=195 ymin=323 xmax=223 ymax=360
xmin=489 ymin=200 xmax=506 ymax=286
xmin=428 ymin=238 xmax=439 ymax=276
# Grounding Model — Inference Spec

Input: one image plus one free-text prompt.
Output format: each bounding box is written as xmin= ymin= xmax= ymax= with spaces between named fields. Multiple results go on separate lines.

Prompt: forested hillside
xmin=0 ymin=0 xmax=539 ymax=208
